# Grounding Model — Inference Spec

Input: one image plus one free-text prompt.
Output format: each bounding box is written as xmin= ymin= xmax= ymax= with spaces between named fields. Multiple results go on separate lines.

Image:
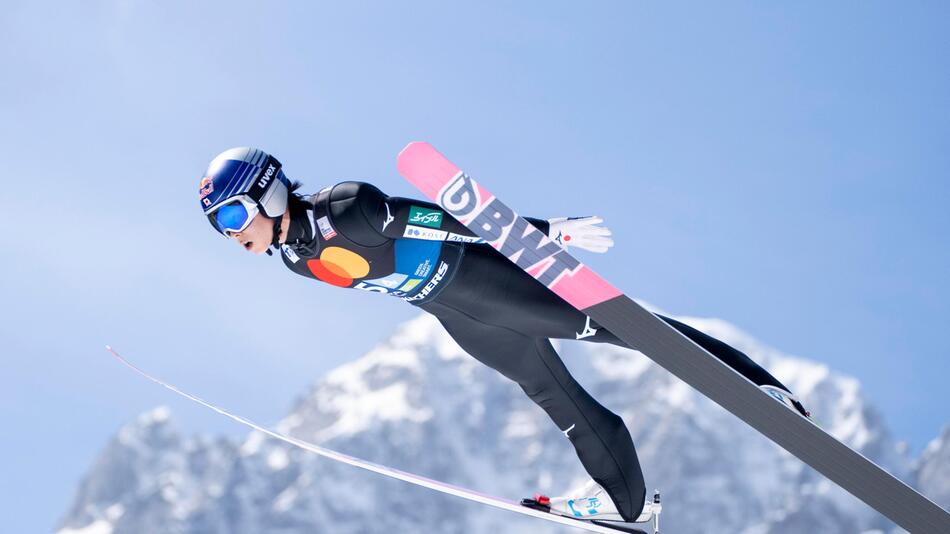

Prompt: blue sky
xmin=2 ymin=1 xmax=948 ymax=532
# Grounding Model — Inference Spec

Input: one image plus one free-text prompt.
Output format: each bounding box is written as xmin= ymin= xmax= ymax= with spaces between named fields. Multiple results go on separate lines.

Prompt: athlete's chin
xmin=241 ymin=241 xmax=269 ymax=255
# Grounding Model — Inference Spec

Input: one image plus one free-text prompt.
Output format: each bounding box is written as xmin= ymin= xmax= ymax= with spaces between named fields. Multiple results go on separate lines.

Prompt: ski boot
xmin=760 ymin=384 xmax=811 ymax=419
xmin=522 ymin=479 xmax=662 ymax=533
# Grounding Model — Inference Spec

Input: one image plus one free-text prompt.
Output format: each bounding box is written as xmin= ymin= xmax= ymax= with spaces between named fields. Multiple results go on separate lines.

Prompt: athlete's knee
xmin=517 ymin=379 xmax=561 ymax=410
xmin=602 ymin=410 xmax=631 ymax=442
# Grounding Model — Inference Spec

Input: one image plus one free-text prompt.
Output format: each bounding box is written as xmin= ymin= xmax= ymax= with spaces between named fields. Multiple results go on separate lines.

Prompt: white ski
xmin=106 ymin=346 xmax=657 ymax=534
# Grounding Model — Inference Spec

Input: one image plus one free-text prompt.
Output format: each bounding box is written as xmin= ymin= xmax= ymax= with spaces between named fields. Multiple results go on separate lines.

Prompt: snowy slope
xmin=55 ymin=311 xmax=946 ymax=534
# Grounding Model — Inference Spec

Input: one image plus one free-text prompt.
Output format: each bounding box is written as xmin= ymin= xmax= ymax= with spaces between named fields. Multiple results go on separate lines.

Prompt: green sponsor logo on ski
xmin=408 ymin=206 xmax=443 ymax=228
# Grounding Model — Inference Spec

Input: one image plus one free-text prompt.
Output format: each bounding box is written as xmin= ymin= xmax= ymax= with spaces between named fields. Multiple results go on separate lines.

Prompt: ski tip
xmin=398 ymin=141 xmax=431 ymax=156
xmin=105 ymin=344 xmax=112 ymax=351
xmin=396 ymin=141 xmax=435 ymax=174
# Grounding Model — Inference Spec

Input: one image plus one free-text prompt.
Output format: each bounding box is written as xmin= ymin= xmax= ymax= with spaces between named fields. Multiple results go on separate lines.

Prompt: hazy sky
xmin=2 ymin=2 xmax=948 ymax=532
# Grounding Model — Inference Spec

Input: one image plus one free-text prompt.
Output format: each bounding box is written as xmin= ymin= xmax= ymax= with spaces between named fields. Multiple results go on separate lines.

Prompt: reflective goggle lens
xmin=214 ymin=201 xmax=251 ymax=234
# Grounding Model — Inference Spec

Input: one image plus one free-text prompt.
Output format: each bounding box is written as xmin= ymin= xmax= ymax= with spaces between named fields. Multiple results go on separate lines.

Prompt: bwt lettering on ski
xmin=441 ymin=174 xmax=581 ymax=286
xmin=420 ymin=168 xmax=624 ymax=311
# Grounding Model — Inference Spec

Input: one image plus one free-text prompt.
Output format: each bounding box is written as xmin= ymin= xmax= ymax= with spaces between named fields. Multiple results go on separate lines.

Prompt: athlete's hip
xmin=418 ymin=245 xmax=590 ymax=338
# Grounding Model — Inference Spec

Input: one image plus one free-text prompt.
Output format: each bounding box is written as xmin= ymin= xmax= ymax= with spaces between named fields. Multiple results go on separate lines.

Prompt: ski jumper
xmin=280 ymin=182 xmax=795 ymax=522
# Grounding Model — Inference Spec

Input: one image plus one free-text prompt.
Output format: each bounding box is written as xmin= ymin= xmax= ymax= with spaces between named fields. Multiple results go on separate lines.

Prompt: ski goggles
xmin=206 ymin=195 xmax=260 ymax=236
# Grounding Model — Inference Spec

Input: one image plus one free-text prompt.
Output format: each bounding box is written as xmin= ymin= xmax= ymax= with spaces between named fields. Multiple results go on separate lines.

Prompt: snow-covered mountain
xmin=915 ymin=425 xmax=950 ymax=514
xmin=56 ymin=311 xmax=947 ymax=534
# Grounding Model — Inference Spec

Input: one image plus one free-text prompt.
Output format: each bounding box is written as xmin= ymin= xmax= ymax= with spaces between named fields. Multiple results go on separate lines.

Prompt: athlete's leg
xmin=422 ymin=301 xmax=646 ymax=521
xmin=651 ymin=315 xmax=791 ymax=391
xmin=457 ymin=253 xmax=793 ymax=391
xmin=575 ymin=313 xmax=793 ymax=391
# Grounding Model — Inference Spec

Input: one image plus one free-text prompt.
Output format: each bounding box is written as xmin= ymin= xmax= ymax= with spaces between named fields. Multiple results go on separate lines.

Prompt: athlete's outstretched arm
xmin=331 ymin=181 xmax=611 ymax=253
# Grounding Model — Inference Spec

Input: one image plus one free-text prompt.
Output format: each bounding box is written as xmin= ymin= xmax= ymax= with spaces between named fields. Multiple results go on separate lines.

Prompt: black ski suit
xmin=279 ymin=182 xmax=794 ymax=522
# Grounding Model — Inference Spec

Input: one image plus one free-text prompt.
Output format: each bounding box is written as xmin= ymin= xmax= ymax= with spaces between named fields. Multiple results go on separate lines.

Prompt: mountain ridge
xmin=56 ymin=310 xmax=947 ymax=533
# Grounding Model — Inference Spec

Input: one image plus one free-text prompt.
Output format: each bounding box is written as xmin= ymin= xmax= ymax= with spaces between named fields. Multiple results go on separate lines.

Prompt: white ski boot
xmin=547 ymin=478 xmax=626 ymax=521
xmin=522 ymin=479 xmax=663 ymax=533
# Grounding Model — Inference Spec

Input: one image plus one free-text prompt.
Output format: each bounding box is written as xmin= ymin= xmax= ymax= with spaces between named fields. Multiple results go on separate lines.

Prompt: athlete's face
xmin=229 ymin=213 xmax=274 ymax=255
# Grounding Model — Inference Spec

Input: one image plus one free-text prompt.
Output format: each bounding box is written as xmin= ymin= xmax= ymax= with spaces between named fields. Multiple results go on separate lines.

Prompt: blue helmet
xmin=199 ymin=147 xmax=291 ymax=235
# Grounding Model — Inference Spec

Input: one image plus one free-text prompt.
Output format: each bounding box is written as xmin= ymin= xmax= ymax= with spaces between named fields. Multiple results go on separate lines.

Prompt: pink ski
xmin=397 ymin=142 xmax=622 ymax=310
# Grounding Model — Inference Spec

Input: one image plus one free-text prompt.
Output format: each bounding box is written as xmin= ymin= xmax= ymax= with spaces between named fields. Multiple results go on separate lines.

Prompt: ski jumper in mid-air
xmin=198 ymin=147 xmax=810 ymax=524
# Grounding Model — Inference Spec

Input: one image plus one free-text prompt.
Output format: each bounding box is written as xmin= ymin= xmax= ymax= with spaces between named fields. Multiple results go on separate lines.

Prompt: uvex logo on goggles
xmin=248 ymin=156 xmax=282 ymax=197
xmin=258 ymin=163 xmax=277 ymax=188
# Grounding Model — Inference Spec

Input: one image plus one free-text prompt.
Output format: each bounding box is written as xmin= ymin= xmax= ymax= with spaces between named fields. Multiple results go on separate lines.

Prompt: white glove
xmin=547 ymin=216 xmax=614 ymax=253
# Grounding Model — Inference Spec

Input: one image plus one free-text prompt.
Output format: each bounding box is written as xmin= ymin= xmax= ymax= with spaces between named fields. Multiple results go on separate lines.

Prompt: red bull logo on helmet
xmin=199 ymin=176 xmax=214 ymax=200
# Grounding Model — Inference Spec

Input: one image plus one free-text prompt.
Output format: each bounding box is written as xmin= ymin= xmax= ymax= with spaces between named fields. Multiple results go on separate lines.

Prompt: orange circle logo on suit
xmin=307 ymin=247 xmax=371 ymax=287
